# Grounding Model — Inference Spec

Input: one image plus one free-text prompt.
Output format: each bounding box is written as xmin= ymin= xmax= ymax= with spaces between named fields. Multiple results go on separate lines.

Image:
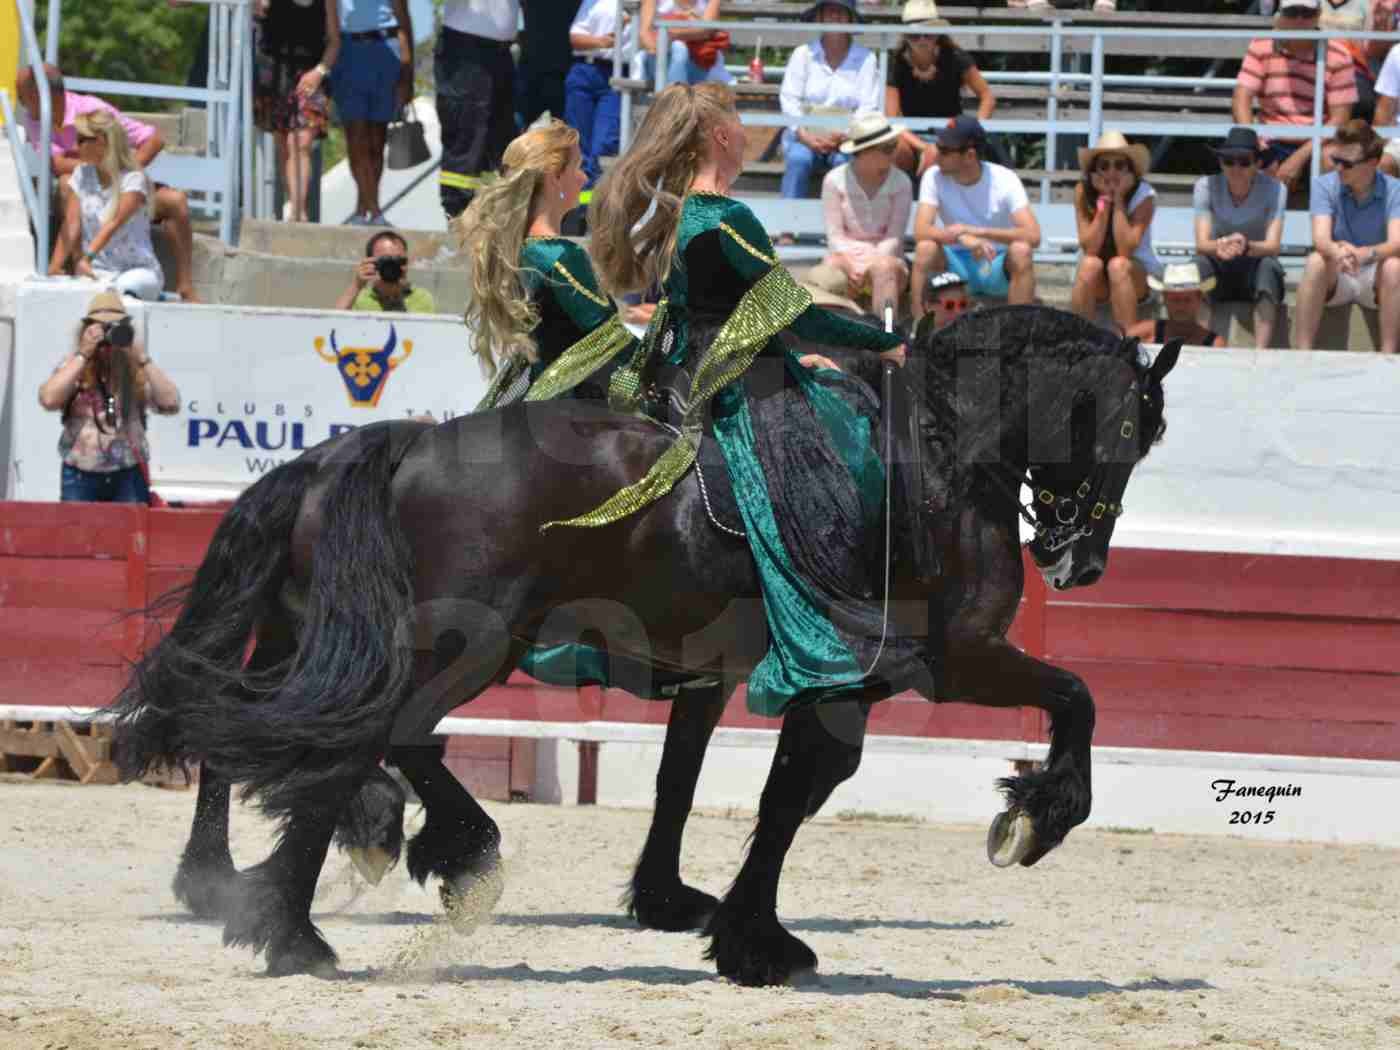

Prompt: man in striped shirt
xmin=1233 ymin=0 xmax=1358 ymax=190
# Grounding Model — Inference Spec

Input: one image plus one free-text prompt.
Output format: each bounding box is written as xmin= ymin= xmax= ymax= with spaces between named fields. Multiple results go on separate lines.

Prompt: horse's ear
xmin=1150 ymin=339 xmax=1183 ymax=383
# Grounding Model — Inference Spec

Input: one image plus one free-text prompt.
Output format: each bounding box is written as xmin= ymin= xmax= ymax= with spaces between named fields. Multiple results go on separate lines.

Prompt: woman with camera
xmin=57 ymin=109 xmax=165 ymax=301
xmin=38 ymin=292 xmax=181 ymax=504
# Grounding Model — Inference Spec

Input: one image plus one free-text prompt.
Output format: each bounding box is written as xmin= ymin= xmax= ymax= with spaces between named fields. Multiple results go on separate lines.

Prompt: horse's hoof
xmin=627 ymin=881 xmax=719 ymax=932
xmin=706 ymin=910 xmax=818 ymax=987
xmin=440 ymin=859 xmax=505 ymax=933
xmin=172 ymin=856 xmax=237 ymax=919
xmin=987 ymin=809 xmax=1038 ymax=868
xmin=347 ymin=845 xmax=395 ymax=887
xmin=264 ymin=923 xmax=339 ymax=979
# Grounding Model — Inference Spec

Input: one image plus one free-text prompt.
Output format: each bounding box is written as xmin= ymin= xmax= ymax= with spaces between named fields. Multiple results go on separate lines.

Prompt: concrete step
xmin=236 ymin=217 xmax=461 ymax=265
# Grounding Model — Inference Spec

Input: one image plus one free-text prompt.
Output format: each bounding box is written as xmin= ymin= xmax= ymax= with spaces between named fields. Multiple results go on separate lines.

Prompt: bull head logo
xmin=314 ymin=324 xmax=414 ymax=408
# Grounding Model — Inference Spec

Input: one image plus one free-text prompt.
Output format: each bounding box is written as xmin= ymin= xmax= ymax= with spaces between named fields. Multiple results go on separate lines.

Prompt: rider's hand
xmin=799 ymin=353 xmax=841 ymax=372
xmin=879 ymin=345 xmax=907 ymax=368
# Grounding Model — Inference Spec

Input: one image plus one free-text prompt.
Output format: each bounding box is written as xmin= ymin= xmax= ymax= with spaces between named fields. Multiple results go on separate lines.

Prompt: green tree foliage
xmin=28 ymin=0 xmax=209 ymax=110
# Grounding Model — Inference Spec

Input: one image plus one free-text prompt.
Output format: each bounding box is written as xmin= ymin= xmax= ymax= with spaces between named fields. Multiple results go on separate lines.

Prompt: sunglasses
xmin=76 ymin=133 xmax=100 ymax=145
xmin=1219 ymin=155 xmax=1256 ymax=168
xmin=1094 ymin=158 xmax=1133 ymax=173
xmin=936 ymin=297 xmax=970 ymax=311
xmin=1333 ymin=155 xmax=1374 ymax=170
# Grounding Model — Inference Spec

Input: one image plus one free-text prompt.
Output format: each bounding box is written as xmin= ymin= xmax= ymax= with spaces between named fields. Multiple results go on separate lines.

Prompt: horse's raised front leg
xmin=704 ymin=700 xmax=868 ymax=986
xmin=222 ymin=796 xmax=345 ymax=977
xmin=626 ymin=679 xmax=735 ymax=932
xmin=389 ymin=743 xmax=504 ymax=921
xmin=172 ymin=762 xmax=237 ymax=918
xmin=937 ymin=635 xmax=1095 ymax=867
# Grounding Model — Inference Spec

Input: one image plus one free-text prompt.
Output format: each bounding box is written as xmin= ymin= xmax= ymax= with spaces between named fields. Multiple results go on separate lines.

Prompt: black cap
xmin=1212 ymin=127 xmax=1261 ymax=159
xmin=936 ymin=115 xmax=985 ymax=150
xmin=803 ymin=0 xmax=860 ymax=21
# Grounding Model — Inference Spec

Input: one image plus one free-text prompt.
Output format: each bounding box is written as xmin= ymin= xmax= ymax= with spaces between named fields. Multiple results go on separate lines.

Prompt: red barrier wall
xmin=3 ymin=502 xmax=1397 ymax=762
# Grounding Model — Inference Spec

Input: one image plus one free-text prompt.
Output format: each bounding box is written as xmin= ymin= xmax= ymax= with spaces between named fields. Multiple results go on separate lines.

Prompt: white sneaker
xmin=1093 ymin=0 xmax=1117 ymax=10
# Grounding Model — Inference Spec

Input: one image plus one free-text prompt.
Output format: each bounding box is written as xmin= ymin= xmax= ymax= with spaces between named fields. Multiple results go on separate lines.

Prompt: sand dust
xmin=1 ymin=778 xmax=1395 ymax=1049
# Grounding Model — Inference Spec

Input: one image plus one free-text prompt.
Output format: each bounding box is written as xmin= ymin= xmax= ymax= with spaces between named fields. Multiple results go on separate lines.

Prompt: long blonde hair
xmin=589 ymin=82 xmax=737 ymax=296
xmin=75 ymin=109 xmax=150 ymax=224
xmin=458 ymin=120 xmax=580 ymax=376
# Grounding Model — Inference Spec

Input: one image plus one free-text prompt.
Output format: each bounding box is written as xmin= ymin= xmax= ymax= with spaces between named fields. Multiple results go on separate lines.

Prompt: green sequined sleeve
xmin=522 ymin=239 xmax=619 ymax=333
xmin=718 ymin=201 xmax=904 ymax=352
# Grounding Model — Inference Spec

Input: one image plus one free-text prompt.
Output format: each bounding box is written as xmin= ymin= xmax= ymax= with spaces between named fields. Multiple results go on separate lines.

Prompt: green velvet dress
xmin=552 ymin=194 xmax=907 ymax=716
xmin=475 ymin=236 xmax=636 ymax=409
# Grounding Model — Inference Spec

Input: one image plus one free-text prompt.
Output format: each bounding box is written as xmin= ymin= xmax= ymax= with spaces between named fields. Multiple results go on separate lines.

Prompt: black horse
xmin=112 ymin=305 xmax=1179 ymax=983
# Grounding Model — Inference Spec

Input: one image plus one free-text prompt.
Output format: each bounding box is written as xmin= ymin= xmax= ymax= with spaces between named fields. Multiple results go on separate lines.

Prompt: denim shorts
xmin=60 ymin=463 xmax=150 ymax=504
xmin=332 ymin=37 xmax=403 ymax=124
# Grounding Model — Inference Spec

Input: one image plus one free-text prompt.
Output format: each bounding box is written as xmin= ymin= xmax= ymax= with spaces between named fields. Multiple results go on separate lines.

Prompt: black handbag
xmin=385 ymin=104 xmax=431 ymax=170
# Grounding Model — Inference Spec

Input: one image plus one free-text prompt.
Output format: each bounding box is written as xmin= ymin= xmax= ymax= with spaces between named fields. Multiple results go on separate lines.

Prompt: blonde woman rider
xmin=461 ymin=119 xmax=637 ymax=408
xmin=563 ymin=82 xmax=911 ymax=717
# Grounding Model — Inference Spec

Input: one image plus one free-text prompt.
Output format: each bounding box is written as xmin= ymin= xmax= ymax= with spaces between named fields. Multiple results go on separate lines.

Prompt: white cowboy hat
xmin=1077 ymin=130 xmax=1152 ymax=178
xmin=901 ymin=0 xmax=951 ymax=27
xmin=1147 ymin=261 xmax=1217 ymax=294
xmin=840 ymin=111 xmax=900 ymax=154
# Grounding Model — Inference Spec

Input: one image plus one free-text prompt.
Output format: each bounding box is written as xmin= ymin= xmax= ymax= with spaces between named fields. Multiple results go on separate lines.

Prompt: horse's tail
xmin=158 ymin=425 xmax=416 ymax=820
xmin=111 ymin=454 xmax=321 ymax=780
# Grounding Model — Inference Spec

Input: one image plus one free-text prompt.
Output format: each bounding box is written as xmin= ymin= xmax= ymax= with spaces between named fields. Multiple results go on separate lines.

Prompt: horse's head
xmin=1024 ymin=337 xmax=1180 ymax=590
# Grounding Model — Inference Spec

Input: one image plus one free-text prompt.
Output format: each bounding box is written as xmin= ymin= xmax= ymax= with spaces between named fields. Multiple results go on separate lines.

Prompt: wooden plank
xmin=0 ymin=557 xmax=130 ymax=611
xmin=0 ymin=725 xmax=61 ymax=758
xmin=0 ymin=502 xmax=142 ymax=551
xmin=1054 ymin=550 xmax=1400 ymax=620
xmin=1091 ymin=708 xmax=1400 ymax=762
xmin=0 ymin=610 xmax=128 ymax=665
xmin=124 ymin=518 xmax=148 ymax=663
xmin=1061 ymin=658 xmax=1400 ymax=729
xmin=509 ymin=737 xmax=537 ymax=799
xmin=1046 ymin=606 xmax=1400 ymax=676
xmin=0 ymin=662 xmax=127 ymax=707
xmin=147 ymin=509 xmax=223 ymax=568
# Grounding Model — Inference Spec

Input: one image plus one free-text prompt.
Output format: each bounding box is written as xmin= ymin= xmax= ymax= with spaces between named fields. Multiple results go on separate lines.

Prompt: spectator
xmin=640 ymin=1 xmax=733 ymax=87
xmin=918 ymin=270 xmax=972 ymax=334
xmin=437 ymin=1 xmax=518 ymax=221
xmin=38 ymin=291 xmax=180 ymax=504
xmin=335 ymin=230 xmax=438 ymax=313
xmin=54 ymin=111 xmax=165 ymax=301
xmin=331 ymin=0 xmax=413 ymax=225
xmin=911 ymin=116 xmax=1040 ymax=318
xmin=1372 ymin=41 xmax=1400 ymax=175
xmin=520 ymin=0 xmax=577 ymax=129
xmin=1127 ymin=263 xmax=1227 ymax=349
xmin=886 ymin=1 xmax=996 ymax=181
xmin=1069 ymin=130 xmax=1162 ymax=332
xmin=17 ymin=63 xmax=200 ymax=301
xmin=805 ymin=113 xmax=913 ymax=314
xmin=1192 ymin=128 xmax=1288 ymax=350
xmin=568 ymin=0 xmax=634 ymax=191
xmin=1294 ymin=119 xmax=1400 ymax=353
xmin=1233 ymin=0 xmax=1357 ymax=191
xmin=252 ymin=0 xmax=340 ymax=224
xmin=778 ymin=0 xmax=881 ymax=206
xmin=1319 ymin=0 xmax=1399 ymax=123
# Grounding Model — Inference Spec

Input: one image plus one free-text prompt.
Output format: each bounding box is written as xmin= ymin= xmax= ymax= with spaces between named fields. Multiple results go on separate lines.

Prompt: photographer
xmin=38 ymin=292 xmax=181 ymax=503
xmin=335 ymin=231 xmax=438 ymax=313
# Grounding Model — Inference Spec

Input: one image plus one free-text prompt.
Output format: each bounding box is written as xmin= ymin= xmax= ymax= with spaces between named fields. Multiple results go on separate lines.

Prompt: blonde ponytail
xmin=589 ymin=82 xmax=737 ymax=296
xmin=458 ymin=120 xmax=581 ymax=376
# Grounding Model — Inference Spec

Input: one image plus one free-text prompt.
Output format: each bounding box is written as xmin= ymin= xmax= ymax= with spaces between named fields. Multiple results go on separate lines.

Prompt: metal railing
xmin=4 ymin=0 xmax=248 ymax=273
xmin=617 ymin=15 xmax=1400 ymax=207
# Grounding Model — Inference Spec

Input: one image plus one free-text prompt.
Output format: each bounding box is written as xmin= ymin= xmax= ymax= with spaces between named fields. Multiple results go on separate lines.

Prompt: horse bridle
xmin=979 ymin=382 xmax=1140 ymax=554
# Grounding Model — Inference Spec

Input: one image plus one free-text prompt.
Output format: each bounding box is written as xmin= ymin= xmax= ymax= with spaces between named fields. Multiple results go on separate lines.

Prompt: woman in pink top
xmin=807 ymin=113 xmax=913 ymax=313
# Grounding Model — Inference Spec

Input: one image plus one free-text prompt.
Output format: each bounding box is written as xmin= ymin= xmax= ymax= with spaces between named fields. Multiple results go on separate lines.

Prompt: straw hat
xmin=839 ymin=111 xmax=901 ymax=154
xmin=1147 ymin=261 xmax=1216 ymax=294
xmin=85 ymin=290 xmax=130 ymax=321
xmin=1077 ymin=130 xmax=1151 ymax=177
xmin=902 ymin=0 xmax=951 ymax=27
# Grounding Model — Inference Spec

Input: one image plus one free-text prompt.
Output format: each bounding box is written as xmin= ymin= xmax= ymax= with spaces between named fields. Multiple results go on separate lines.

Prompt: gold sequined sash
xmin=542 ymin=265 xmax=813 ymax=531
xmin=525 ymin=313 xmax=635 ymax=402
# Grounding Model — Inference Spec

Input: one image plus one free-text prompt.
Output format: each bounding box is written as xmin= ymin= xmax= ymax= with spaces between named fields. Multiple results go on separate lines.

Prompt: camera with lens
xmin=374 ymin=255 xmax=407 ymax=283
xmin=101 ymin=317 xmax=135 ymax=349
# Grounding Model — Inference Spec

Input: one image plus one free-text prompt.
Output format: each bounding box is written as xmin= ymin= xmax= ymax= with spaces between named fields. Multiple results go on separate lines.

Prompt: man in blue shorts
xmin=332 ymin=0 xmax=414 ymax=225
xmin=911 ymin=116 xmax=1041 ymax=318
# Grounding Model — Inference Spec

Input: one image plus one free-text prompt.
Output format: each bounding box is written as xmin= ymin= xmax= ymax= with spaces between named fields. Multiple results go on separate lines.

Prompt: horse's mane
xmin=907 ymin=304 xmax=1167 ymax=515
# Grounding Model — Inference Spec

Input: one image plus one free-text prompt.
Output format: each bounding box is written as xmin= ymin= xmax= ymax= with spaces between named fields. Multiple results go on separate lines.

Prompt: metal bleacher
xmin=608 ymin=2 xmax=1400 ymax=270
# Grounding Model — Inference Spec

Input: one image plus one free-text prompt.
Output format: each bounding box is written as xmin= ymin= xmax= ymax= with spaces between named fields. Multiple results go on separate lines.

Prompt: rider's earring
xmin=559 ymin=191 xmax=566 ymax=201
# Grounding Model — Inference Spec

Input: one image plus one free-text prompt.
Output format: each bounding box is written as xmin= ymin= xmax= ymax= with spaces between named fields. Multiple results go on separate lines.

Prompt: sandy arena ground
xmin=0 ymin=777 xmax=1396 ymax=1050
